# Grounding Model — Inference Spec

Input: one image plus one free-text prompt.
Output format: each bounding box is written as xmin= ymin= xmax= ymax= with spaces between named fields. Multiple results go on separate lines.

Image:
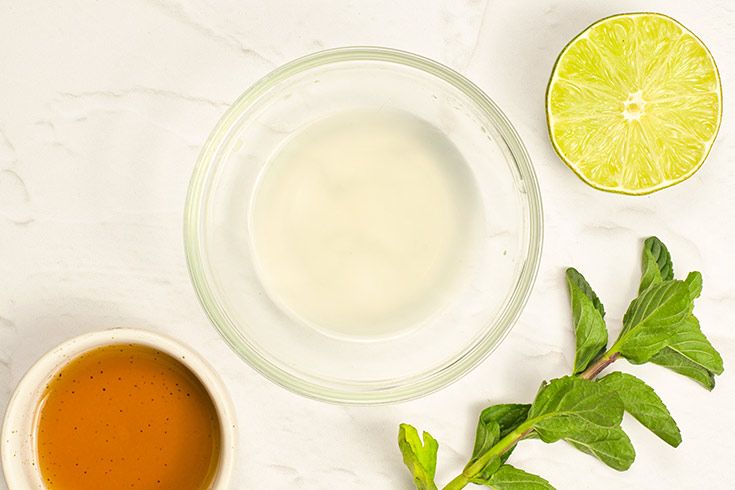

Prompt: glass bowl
xmin=184 ymin=47 xmax=543 ymax=405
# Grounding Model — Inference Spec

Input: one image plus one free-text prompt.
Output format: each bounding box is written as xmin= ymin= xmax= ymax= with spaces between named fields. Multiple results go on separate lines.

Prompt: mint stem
xmin=441 ymin=426 xmax=535 ymax=490
xmin=442 ymin=473 xmax=470 ymax=490
xmin=579 ymin=351 xmax=621 ymax=380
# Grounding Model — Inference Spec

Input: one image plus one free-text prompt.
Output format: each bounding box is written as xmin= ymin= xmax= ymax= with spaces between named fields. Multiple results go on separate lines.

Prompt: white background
xmin=1 ymin=0 xmax=733 ymax=488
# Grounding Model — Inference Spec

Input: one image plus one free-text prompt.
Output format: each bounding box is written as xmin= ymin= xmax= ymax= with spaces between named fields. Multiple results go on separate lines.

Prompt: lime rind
xmin=546 ymin=12 xmax=722 ymax=195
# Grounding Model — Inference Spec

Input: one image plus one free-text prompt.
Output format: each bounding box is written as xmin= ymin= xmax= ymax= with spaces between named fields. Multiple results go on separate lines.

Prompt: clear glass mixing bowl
xmin=184 ymin=47 xmax=543 ymax=405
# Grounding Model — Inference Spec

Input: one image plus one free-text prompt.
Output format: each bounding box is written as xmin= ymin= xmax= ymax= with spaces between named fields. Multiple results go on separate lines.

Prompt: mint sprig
xmin=398 ymin=237 xmax=723 ymax=490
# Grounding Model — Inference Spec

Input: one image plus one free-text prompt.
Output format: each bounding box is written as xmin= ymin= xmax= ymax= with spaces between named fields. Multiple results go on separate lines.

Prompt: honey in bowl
xmin=34 ymin=343 xmax=221 ymax=490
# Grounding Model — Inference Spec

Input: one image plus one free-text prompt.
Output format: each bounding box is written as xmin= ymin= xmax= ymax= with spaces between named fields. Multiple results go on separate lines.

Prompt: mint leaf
xmin=646 ymin=314 xmax=722 ymax=390
xmin=566 ymin=268 xmax=608 ymax=375
xmin=666 ymin=315 xmax=723 ymax=374
xmin=617 ymin=280 xmax=692 ymax=363
xmin=621 ymin=280 xmax=690 ymax=337
xmin=398 ymin=424 xmax=439 ymax=490
xmin=564 ymin=425 xmax=635 ymax=471
xmin=649 ymin=347 xmax=716 ymax=390
xmin=469 ymin=415 xmax=500 ymax=467
xmin=530 ymin=376 xmax=623 ymax=431
xmin=639 ymin=237 xmax=673 ymax=293
xmin=470 ymin=405 xmax=530 ymax=460
xmin=566 ymin=268 xmax=605 ymax=317
xmin=472 ymin=456 xmax=503 ymax=482
xmin=483 ymin=404 xmax=532 ymax=439
xmin=528 ymin=377 xmax=633 ymax=470
xmin=685 ymin=271 xmax=703 ymax=300
xmin=598 ymin=372 xmax=681 ymax=447
xmin=471 ymin=464 xmax=556 ymax=489
xmin=466 ymin=404 xmax=531 ymax=479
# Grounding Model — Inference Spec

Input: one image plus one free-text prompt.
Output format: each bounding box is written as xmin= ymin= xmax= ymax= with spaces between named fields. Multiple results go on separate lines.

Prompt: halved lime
xmin=547 ymin=13 xmax=722 ymax=195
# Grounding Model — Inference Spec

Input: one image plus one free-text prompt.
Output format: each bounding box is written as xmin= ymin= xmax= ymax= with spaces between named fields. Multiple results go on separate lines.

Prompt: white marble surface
xmin=1 ymin=1 xmax=734 ymax=488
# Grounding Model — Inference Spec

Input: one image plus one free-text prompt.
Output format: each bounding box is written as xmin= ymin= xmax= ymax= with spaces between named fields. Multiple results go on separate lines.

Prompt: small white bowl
xmin=1 ymin=328 xmax=237 ymax=489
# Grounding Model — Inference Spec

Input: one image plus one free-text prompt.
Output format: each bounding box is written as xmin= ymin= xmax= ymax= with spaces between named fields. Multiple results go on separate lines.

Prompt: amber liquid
xmin=35 ymin=344 xmax=221 ymax=490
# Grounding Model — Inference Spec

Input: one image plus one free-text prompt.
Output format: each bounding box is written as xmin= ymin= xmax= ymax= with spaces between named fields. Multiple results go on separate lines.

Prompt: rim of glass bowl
xmin=184 ymin=46 xmax=544 ymax=405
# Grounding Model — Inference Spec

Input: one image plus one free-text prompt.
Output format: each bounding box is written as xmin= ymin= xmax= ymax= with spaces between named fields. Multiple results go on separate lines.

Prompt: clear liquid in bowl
xmin=250 ymin=109 xmax=483 ymax=339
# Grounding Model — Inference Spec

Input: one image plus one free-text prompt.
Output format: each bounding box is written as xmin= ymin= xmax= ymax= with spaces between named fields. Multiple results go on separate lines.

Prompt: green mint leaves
xmin=398 ymin=424 xmax=439 ymax=490
xmin=472 ymin=465 xmax=555 ymax=489
xmin=649 ymin=314 xmax=723 ymax=390
xmin=597 ymin=372 xmax=681 ymax=447
xmin=617 ymin=238 xmax=722 ymax=385
xmin=639 ymin=236 xmax=674 ymax=293
xmin=398 ymin=237 xmax=722 ymax=490
xmin=649 ymin=346 xmax=716 ymax=390
xmin=566 ymin=269 xmax=607 ymax=374
xmin=685 ymin=271 xmax=703 ymax=300
xmin=466 ymin=404 xmax=530 ymax=478
xmin=529 ymin=376 xmax=634 ymax=471
xmin=615 ymin=279 xmax=692 ymax=363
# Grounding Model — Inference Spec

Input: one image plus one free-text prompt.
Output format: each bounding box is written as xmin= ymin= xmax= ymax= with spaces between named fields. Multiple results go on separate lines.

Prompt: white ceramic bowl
xmin=1 ymin=328 xmax=237 ymax=490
